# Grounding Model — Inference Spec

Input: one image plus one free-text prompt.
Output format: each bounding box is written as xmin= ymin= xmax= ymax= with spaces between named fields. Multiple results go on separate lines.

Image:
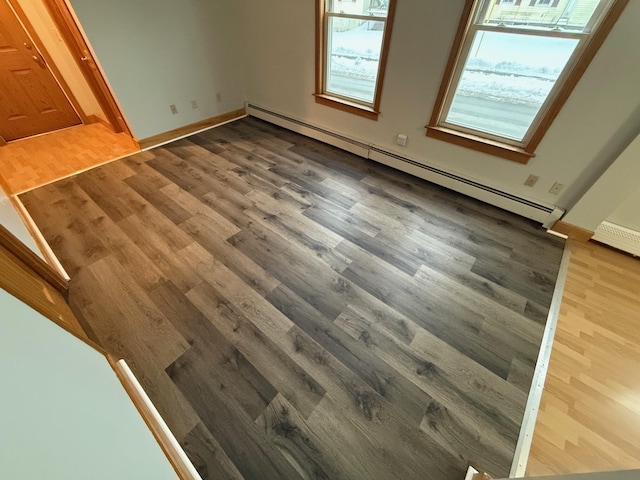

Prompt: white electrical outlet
xmin=524 ymin=175 xmax=539 ymax=187
xmin=396 ymin=134 xmax=408 ymax=147
xmin=191 ymin=100 xmax=198 ymax=109
xmin=549 ymin=182 xmax=564 ymax=195
xmin=170 ymin=104 xmax=178 ymax=114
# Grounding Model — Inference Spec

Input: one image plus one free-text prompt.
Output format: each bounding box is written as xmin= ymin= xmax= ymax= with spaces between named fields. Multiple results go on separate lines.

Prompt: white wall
xmin=236 ymin=0 xmax=640 ymax=212
xmin=607 ymin=187 xmax=640 ymax=232
xmin=68 ymin=0 xmax=247 ymax=140
xmin=564 ymin=131 xmax=640 ymax=231
xmin=13 ymin=0 xmax=106 ymax=122
xmin=0 ymin=288 xmax=179 ymax=480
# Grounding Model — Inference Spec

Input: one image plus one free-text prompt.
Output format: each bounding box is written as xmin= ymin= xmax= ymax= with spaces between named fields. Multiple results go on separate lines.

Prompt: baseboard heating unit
xmin=246 ymin=103 xmax=562 ymax=226
xmin=593 ymin=222 xmax=640 ymax=256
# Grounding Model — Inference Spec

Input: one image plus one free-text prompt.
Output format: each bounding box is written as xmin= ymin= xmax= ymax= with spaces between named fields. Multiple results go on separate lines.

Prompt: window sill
xmin=426 ymin=125 xmax=535 ymax=164
xmin=314 ymin=94 xmax=380 ymax=121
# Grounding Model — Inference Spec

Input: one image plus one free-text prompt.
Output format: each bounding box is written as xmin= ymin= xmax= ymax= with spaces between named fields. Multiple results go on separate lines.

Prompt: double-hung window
xmin=427 ymin=0 xmax=628 ymax=163
xmin=315 ymin=0 xmax=397 ymax=120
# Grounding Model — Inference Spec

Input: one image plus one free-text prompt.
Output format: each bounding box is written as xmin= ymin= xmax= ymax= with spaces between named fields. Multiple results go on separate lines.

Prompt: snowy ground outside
xmin=456 ymin=70 xmax=554 ymax=107
xmin=328 ymin=26 xmax=570 ymax=106
xmin=327 ymin=25 xmax=573 ymax=138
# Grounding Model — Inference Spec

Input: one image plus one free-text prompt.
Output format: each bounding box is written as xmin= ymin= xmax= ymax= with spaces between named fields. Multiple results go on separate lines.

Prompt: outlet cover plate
xmin=525 ymin=175 xmax=539 ymax=187
xmin=549 ymin=182 xmax=564 ymax=195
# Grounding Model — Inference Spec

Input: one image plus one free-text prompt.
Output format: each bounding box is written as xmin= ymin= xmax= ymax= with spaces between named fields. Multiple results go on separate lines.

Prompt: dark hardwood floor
xmin=21 ymin=117 xmax=565 ymax=479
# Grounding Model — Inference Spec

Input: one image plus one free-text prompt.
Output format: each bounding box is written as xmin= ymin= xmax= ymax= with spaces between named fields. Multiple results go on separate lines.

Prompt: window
xmin=315 ymin=0 xmax=397 ymax=120
xmin=427 ymin=0 xmax=628 ymax=163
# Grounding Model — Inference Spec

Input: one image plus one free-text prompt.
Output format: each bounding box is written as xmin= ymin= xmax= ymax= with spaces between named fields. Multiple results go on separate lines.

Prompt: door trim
xmin=6 ymin=0 xmax=88 ymax=126
xmin=41 ymin=0 xmax=134 ymax=138
xmin=0 ymin=224 xmax=68 ymax=295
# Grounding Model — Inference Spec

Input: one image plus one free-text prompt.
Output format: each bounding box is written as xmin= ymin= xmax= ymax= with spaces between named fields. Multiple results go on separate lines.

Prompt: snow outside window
xmin=433 ymin=0 xmax=617 ymax=148
xmin=317 ymin=0 xmax=396 ymax=117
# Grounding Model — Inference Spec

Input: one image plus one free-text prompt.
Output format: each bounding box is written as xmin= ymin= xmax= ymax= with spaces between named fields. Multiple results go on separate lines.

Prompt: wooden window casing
xmin=426 ymin=0 xmax=629 ymax=163
xmin=315 ymin=0 xmax=397 ymax=121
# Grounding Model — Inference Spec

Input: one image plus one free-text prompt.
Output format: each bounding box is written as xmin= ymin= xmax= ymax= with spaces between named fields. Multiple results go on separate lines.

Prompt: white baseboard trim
xmin=592 ymin=222 xmax=640 ymax=256
xmin=246 ymin=103 xmax=561 ymax=225
xmin=11 ymin=194 xmax=70 ymax=281
xmin=247 ymin=103 xmax=370 ymax=158
xmin=111 ymin=359 xmax=203 ymax=480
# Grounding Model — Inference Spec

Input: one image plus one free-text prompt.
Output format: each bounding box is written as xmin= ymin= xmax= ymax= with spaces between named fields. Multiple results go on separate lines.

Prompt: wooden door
xmin=0 ymin=0 xmax=80 ymax=142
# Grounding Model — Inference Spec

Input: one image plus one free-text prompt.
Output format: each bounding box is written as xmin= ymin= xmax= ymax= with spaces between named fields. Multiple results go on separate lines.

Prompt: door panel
xmin=0 ymin=0 xmax=80 ymax=141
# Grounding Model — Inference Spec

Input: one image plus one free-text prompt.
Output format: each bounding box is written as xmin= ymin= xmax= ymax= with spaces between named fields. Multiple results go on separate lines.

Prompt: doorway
xmin=0 ymin=0 xmax=139 ymax=195
xmin=2 ymin=0 xmax=135 ymax=141
xmin=0 ymin=0 xmax=81 ymax=142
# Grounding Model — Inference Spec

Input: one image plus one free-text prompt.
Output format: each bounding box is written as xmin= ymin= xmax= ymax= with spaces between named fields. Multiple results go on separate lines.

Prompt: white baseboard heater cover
xmin=593 ymin=222 xmax=640 ymax=256
xmin=246 ymin=103 xmax=562 ymax=225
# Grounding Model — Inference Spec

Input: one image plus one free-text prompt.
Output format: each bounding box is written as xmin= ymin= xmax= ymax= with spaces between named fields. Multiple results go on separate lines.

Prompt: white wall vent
xmin=593 ymin=222 xmax=640 ymax=257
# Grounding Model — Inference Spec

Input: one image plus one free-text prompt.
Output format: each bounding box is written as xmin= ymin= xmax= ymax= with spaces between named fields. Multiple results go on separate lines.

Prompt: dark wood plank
xmin=347 ymin=201 xmax=535 ymax=319
xmin=166 ymin=347 xmax=305 ymax=480
xmin=68 ymin=258 xmax=200 ymax=441
xmin=471 ymin=255 xmax=559 ymax=307
xmin=256 ymin=394 xmax=345 ymax=480
xmin=20 ymin=183 xmax=110 ymax=277
xmin=269 ymin=163 xmax=357 ymax=210
xmin=229 ymin=224 xmax=355 ymax=321
xmin=124 ymin=173 xmax=193 ymax=225
xmin=74 ymin=167 xmax=139 ymax=222
xmin=178 ymin=216 xmax=277 ymax=297
xmin=336 ymin=240 xmax=512 ymax=379
xmin=180 ymin=423 xmax=244 ymax=480
xmin=305 ymin=202 xmax=476 ymax=276
xmin=279 ymin=325 xmax=465 ymax=480
xmin=147 ymin=148 xmax=228 ymax=200
xmin=20 ymin=116 xmax=566 ymax=479
xmin=147 ymin=281 xmax=279 ymax=421
xmin=116 ymin=215 xmax=200 ymax=293
xmin=265 ymin=283 xmax=432 ymax=426
xmin=186 ymin=280 xmax=326 ymax=419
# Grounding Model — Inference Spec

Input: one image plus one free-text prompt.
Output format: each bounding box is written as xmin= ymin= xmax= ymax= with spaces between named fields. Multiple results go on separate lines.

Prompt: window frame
xmin=315 ymin=0 xmax=397 ymax=121
xmin=426 ymin=0 xmax=629 ymax=163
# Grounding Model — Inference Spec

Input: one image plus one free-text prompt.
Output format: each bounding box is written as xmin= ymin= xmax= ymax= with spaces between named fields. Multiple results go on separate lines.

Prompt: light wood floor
xmin=527 ymin=241 xmax=640 ymax=476
xmin=21 ymin=117 xmax=565 ymax=480
xmin=0 ymin=123 xmax=139 ymax=195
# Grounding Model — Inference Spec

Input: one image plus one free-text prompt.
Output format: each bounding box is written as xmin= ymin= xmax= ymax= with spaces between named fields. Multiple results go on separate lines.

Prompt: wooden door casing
xmin=42 ymin=0 xmax=132 ymax=136
xmin=0 ymin=0 xmax=80 ymax=141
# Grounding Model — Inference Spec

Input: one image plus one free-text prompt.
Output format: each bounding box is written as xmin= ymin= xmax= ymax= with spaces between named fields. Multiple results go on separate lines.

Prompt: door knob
xmin=32 ymin=55 xmax=41 ymax=63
